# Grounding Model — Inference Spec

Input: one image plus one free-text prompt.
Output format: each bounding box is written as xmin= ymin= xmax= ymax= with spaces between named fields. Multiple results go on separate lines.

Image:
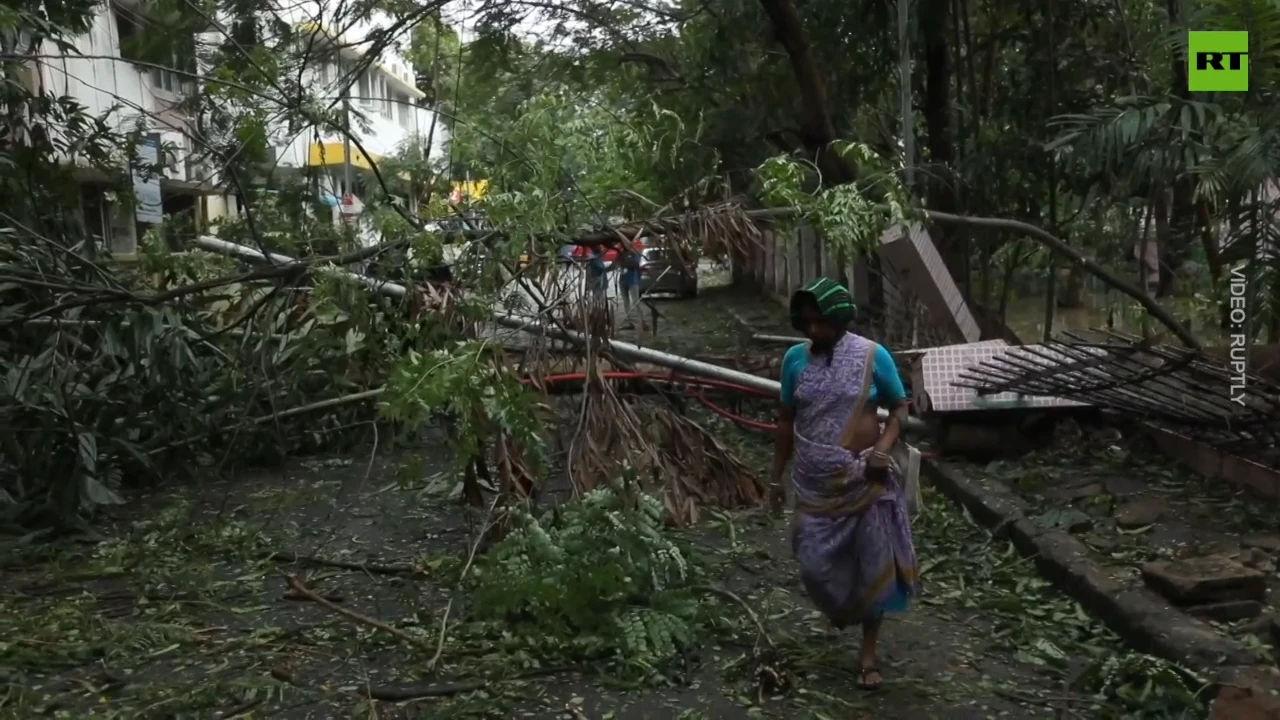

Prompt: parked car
xmin=639 ymin=247 xmax=697 ymax=298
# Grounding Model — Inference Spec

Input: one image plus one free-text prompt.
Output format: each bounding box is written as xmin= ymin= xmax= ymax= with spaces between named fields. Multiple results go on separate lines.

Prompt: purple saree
xmin=790 ymin=333 xmax=919 ymax=628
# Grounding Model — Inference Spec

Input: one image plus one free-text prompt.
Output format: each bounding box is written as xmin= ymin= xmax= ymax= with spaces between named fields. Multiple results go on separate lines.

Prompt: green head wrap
xmin=789 ymin=278 xmax=856 ymax=331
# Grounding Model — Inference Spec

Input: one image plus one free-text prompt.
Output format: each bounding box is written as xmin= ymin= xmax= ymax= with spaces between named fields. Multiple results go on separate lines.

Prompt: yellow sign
xmin=307 ymin=142 xmax=381 ymax=170
xmin=450 ymin=179 xmax=489 ymax=203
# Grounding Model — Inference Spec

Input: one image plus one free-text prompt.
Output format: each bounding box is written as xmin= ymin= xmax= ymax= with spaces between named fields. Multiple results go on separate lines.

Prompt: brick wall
xmin=1144 ymin=425 xmax=1280 ymax=502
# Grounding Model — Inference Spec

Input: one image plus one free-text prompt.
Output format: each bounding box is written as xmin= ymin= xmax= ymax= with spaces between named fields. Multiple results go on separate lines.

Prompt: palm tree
xmin=1048 ymin=0 xmax=1280 ymax=340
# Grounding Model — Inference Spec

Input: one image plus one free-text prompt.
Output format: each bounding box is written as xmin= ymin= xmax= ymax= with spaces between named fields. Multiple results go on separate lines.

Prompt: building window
xmin=339 ymin=60 xmax=354 ymax=96
xmin=82 ymin=186 xmax=138 ymax=256
xmin=152 ymin=67 xmax=185 ymax=93
xmin=114 ymin=6 xmax=144 ymax=63
xmin=81 ymin=186 xmax=110 ymax=248
xmin=396 ymin=94 xmax=410 ymax=129
xmin=358 ymin=71 xmax=371 ymax=103
xmin=112 ymin=211 xmax=137 ymax=255
xmin=116 ymin=3 xmax=193 ymax=94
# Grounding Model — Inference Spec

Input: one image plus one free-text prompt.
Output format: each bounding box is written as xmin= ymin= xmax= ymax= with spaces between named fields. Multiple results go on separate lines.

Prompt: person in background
xmin=617 ymin=246 xmax=645 ymax=332
xmin=586 ymin=247 xmax=610 ymax=305
xmin=770 ymin=277 xmax=918 ymax=692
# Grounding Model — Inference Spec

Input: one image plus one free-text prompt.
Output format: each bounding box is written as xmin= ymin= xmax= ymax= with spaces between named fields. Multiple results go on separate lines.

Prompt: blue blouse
xmin=780 ymin=341 xmax=907 ymax=408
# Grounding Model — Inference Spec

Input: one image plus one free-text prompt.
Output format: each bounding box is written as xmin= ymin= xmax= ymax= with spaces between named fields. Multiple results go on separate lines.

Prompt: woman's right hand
xmin=769 ymin=478 xmax=786 ymax=512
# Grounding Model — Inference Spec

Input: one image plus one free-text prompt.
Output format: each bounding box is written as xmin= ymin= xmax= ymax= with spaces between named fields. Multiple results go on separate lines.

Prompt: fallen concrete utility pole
xmin=191 ymin=236 xmax=923 ymax=431
xmin=492 ymin=313 xmax=776 ymax=393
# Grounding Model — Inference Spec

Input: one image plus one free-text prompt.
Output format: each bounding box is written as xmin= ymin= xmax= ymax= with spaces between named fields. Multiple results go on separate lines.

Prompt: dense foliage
xmin=469 ymin=484 xmax=701 ymax=676
xmin=0 ymin=3 xmax=1266 ymax=718
xmin=3 ymin=0 xmax=1277 ymax=520
xmin=447 ymin=0 xmax=1279 ymax=339
xmin=0 ymin=0 xmax=473 ymax=528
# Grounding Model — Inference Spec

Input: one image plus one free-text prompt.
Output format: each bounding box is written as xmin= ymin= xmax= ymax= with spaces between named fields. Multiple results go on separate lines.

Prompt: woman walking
xmin=770 ymin=278 xmax=919 ymax=691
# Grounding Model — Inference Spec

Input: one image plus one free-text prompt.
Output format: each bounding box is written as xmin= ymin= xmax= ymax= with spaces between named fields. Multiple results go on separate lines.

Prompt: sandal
xmin=857 ymin=666 xmax=884 ymax=691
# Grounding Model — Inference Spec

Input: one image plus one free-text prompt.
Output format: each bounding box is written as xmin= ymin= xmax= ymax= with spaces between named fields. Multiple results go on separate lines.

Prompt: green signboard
xmin=1188 ymin=31 xmax=1249 ymax=92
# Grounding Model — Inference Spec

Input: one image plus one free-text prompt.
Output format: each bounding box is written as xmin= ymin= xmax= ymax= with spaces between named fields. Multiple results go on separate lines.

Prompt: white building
xmin=262 ymin=4 xmax=448 ymax=225
xmin=23 ymin=0 xmax=448 ymax=254
xmin=27 ymin=0 xmax=217 ymax=255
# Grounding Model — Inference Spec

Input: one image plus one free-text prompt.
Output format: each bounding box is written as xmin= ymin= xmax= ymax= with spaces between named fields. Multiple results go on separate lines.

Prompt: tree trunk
xmin=1160 ymin=178 xmax=1196 ymax=297
xmin=959 ymin=0 xmax=980 ymax=135
xmin=1152 ymin=187 xmax=1172 ymax=297
xmin=756 ymin=0 xmax=855 ymax=186
xmin=980 ymin=238 xmax=993 ymax=311
xmin=1158 ymin=0 xmax=1192 ymax=298
xmin=1196 ymin=199 xmax=1223 ymax=281
xmin=1059 ymin=264 xmax=1085 ymax=308
xmin=920 ymin=0 xmax=954 ymax=204
xmin=919 ymin=0 xmax=962 ymax=285
xmin=996 ymin=247 xmax=1023 ymax=320
xmin=757 ymin=0 xmax=886 ymax=315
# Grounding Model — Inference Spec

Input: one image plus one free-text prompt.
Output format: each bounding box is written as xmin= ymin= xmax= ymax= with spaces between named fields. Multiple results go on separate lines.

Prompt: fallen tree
xmin=190 ymin=235 xmax=926 ymax=429
xmin=200 ymin=190 xmax=1204 ymax=352
xmin=178 ymin=236 xmax=942 ymax=525
xmin=8 ymin=198 xmax=1200 ymax=351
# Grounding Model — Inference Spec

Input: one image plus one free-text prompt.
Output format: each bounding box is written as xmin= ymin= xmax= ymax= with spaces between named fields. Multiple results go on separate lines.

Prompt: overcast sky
xmin=443 ymin=1 xmax=560 ymax=44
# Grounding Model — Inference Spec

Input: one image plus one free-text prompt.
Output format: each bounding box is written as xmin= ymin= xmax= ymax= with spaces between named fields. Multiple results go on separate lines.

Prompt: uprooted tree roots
xmin=451 ymin=360 xmax=766 ymax=532
xmin=441 ymin=289 xmax=766 ymax=526
xmin=557 ymin=371 xmax=765 ymax=525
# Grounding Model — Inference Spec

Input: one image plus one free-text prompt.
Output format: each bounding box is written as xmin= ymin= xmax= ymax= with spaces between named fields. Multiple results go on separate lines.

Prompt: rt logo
xmin=1188 ymin=31 xmax=1249 ymax=91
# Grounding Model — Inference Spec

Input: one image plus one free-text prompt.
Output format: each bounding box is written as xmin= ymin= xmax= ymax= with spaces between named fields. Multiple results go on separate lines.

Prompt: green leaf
xmin=81 ymin=474 xmax=124 ymax=507
xmin=77 ymin=432 xmax=98 ymax=475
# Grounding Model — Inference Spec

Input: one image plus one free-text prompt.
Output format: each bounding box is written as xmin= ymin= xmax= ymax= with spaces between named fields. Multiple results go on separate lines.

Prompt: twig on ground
xmin=253 ymin=389 xmax=385 ymax=424
xmin=427 ymin=492 xmax=502 ymax=670
xmin=685 ymin=536 xmax=762 ymax=576
xmin=284 ymin=575 xmax=434 ymax=651
xmin=362 ymin=419 xmax=380 ymax=484
xmin=751 ymin=333 xmax=802 ymax=345
xmin=15 ymin=569 xmax=132 ymax=591
xmin=992 ymin=687 xmax=1091 ymax=718
xmin=152 ymin=389 xmax=386 ymax=456
xmin=360 ymin=665 xmax=577 ymax=703
xmin=263 ymin=551 xmax=420 ymax=576
xmin=282 ymin=590 xmax=344 ymax=603
xmin=361 ymin=679 xmax=486 ymax=701
xmin=219 ymin=698 xmax=263 ymax=719
xmin=695 ymin=584 xmax=775 ymax=649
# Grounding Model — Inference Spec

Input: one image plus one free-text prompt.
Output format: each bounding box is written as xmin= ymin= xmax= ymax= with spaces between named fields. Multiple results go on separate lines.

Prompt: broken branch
xmin=263 ymin=551 xmax=419 ymax=576
xmin=284 ymin=575 xmax=435 ymax=651
xmin=920 ymin=208 xmax=1203 ymax=350
xmin=695 ymin=583 xmax=775 ymax=649
xmin=427 ymin=493 xmax=501 ymax=671
xmin=362 ymin=678 xmax=486 ymax=701
xmin=359 ymin=664 xmax=578 ymax=702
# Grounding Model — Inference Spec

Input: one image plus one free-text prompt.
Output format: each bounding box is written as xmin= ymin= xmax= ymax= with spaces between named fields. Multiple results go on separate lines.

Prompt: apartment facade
xmin=254 ymin=4 xmax=449 ymax=245
xmin=23 ymin=0 xmax=446 ymax=254
xmin=27 ymin=0 xmax=216 ymax=255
